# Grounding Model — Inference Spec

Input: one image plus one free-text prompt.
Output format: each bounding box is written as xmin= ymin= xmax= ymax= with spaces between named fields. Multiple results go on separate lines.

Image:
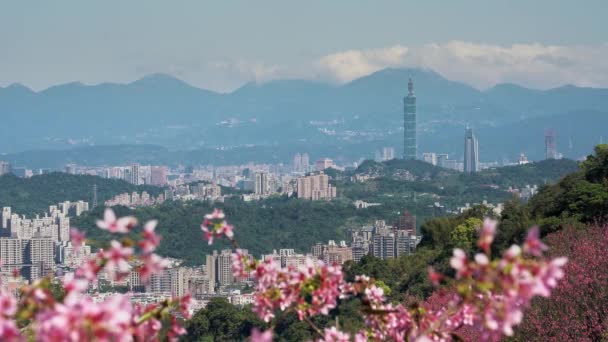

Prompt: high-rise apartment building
xmin=2 ymin=207 xmax=11 ymax=231
xmin=150 ymin=166 xmax=168 ymax=186
xmin=315 ymin=158 xmax=334 ymax=171
xmin=545 ymin=129 xmax=558 ymax=160
xmin=146 ymin=269 xmax=172 ymax=294
xmin=130 ymin=164 xmax=141 ymax=185
xmin=56 ymin=241 xmax=91 ymax=267
xmin=296 ymin=172 xmax=336 ymax=201
xmin=422 ymin=153 xmax=437 ymax=166
xmin=301 ymin=153 xmax=310 ymax=172
xmin=371 ymin=229 xmax=418 ymax=260
xmin=0 ymin=238 xmax=27 ymax=271
xmin=378 ymin=147 xmax=395 ymax=161
xmin=293 ymin=153 xmax=302 ymax=172
xmin=403 ymin=78 xmax=417 ymax=159
xmin=436 ymin=154 xmax=449 ymax=168
xmin=206 ymin=249 xmax=251 ymax=291
xmin=0 ymin=161 xmax=11 ymax=176
xmin=254 ymin=172 xmax=270 ymax=195
xmin=27 ymin=237 xmax=54 ymax=281
xmin=64 ymin=164 xmax=77 ymax=175
xmin=0 ymin=237 xmax=54 ymax=281
xmin=394 ymin=210 xmax=416 ymax=234
xmin=464 ymin=127 xmax=479 ymax=174
xmin=310 ymin=241 xmax=353 ymax=265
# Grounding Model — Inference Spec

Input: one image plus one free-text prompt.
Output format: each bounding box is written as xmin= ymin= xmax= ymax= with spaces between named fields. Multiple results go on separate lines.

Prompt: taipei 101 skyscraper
xmin=403 ymin=78 xmax=417 ymax=159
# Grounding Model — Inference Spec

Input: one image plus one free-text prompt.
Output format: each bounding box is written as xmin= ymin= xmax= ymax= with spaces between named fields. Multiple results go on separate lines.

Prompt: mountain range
xmin=1 ymin=68 xmax=607 ymax=167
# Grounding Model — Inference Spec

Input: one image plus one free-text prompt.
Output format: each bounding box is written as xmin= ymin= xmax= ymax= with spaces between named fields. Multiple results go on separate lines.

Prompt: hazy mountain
xmin=1 ymin=68 xmax=607 ymax=165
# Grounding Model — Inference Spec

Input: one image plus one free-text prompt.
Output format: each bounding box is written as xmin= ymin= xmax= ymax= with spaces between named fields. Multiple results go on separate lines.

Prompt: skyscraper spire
xmin=403 ymin=78 xmax=417 ymax=159
xmin=408 ymin=78 xmax=414 ymax=95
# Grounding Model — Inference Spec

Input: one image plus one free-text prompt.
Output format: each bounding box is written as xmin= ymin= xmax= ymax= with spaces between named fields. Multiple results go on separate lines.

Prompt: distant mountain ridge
xmin=1 ymin=68 xmax=607 ymax=164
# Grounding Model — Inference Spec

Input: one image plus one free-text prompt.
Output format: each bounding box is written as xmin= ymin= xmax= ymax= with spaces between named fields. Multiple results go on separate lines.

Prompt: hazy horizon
xmin=3 ymin=66 xmax=607 ymax=94
xmin=1 ymin=1 xmax=607 ymax=92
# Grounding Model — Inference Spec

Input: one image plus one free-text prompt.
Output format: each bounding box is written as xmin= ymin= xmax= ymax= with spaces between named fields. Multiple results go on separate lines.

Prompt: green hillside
xmin=0 ymin=173 xmax=162 ymax=215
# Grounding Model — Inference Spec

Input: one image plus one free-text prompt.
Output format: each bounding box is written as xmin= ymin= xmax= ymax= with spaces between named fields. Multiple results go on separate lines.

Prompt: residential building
xmin=315 ymin=158 xmax=334 ymax=171
xmin=422 ymin=153 xmax=437 ymax=166
xmin=310 ymin=241 xmax=353 ymax=265
xmin=383 ymin=146 xmax=395 ymax=161
xmin=254 ymin=172 xmax=270 ymax=196
xmin=464 ymin=127 xmax=479 ymax=174
xmin=296 ymin=172 xmax=337 ymax=201
xmin=150 ymin=166 xmax=168 ymax=186
xmin=0 ymin=161 xmax=12 ymax=176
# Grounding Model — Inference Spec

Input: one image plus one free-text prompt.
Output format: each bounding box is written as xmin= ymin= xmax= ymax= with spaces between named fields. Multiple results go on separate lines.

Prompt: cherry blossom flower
xmin=178 ymin=294 xmax=192 ymax=319
xmin=139 ymin=220 xmax=161 ymax=253
xmin=35 ymin=294 xmax=133 ymax=341
xmin=139 ymin=253 xmax=170 ymax=282
xmin=428 ymin=267 xmax=444 ymax=286
xmin=201 ymin=209 xmax=235 ymax=244
xmin=319 ymin=327 xmax=350 ymax=342
xmin=70 ymin=228 xmax=86 ymax=246
xmin=523 ymin=226 xmax=548 ymax=257
xmin=62 ymin=273 xmax=89 ymax=296
xmin=477 ymin=218 xmax=497 ymax=253
xmin=450 ymin=248 xmax=468 ymax=277
xmin=364 ymin=284 xmax=385 ymax=306
xmin=96 ymin=208 xmax=138 ymax=233
xmin=0 ymin=209 xmax=571 ymax=342
xmin=250 ymin=328 xmax=273 ymax=342
xmin=102 ymin=241 xmax=134 ymax=279
xmin=204 ymin=208 xmax=225 ymax=220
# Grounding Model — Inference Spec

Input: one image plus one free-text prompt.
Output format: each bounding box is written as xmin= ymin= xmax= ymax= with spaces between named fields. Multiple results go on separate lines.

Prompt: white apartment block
xmin=296 ymin=172 xmax=337 ymax=201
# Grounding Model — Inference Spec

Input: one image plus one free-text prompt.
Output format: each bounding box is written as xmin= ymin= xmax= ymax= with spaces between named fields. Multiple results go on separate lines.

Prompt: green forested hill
xmin=456 ymin=158 xmax=580 ymax=188
xmin=72 ymin=199 xmax=371 ymax=265
xmin=350 ymin=158 xmax=579 ymax=187
xmin=0 ymin=173 xmax=162 ymax=215
xmin=339 ymin=158 xmax=579 ymax=210
xmin=69 ymin=157 xmax=582 ymax=265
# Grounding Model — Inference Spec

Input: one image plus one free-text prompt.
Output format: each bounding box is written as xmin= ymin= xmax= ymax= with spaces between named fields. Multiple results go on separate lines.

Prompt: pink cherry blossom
xmin=177 ymin=294 xmax=192 ymax=319
xmin=231 ymin=249 xmax=249 ymax=279
xmin=0 ymin=209 xmax=573 ymax=342
xmin=139 ymin=220 xmax=161 ymax=253
xmin=319 ymin=327 xmax=350 ymax=342
xmin=102 ymin=241 xmax=134 ymax=279
xmin=450 ymin=248 xmax=468 ymax=277
xmin=478 ymin=218 xmax=497 ymax=253
xmin=204 ymin=208 xmax=226 ymax=220
xmin=251 ymin=328 xmax=273 ymax=342
xmin=523 ymin=226 xmax=548 ymax=257
xmin=35 ymin=294 xmax=134 ymax=342
xmin=201 ymin=209 xmax=235 ymax=244
xmin=428 ymin=267 xmax=444 ymax=286
xmin=96 ymin=209 xmax=138 ymax=233
xmin=364 ymin=284 xmax=385 ymax=306
xmin=201 ymin=224 xmax=214 ymax=245
xmin=139 ymin=253 xmax=170 ymax=282
xmin=70 ymin=228 xmax=86 ymax=246
xmin=217 ymin=222 xmax=234 ymax=238
xmin=62 ymin=273 xmax=89 ymax=296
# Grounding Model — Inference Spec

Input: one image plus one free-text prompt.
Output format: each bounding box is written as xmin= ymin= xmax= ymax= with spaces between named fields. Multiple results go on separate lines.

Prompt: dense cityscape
xmin=0 ymin=2 xmax=606 ymax=340
xmin=0 ymin=78 xmax=558 ymax=314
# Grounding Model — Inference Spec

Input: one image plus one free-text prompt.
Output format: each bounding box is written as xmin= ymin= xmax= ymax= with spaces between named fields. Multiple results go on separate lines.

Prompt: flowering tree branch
xmin=0 ymin=209 xmax=568 ymax=342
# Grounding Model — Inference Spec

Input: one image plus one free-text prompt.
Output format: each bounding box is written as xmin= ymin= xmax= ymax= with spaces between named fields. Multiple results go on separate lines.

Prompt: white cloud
xmin=21 ymin=41 xmax=605 ymax=92
xmin=317 ymin=45 xmax=409 ymax=83
xmin=314 ymin=41 xmax=608 ymax=89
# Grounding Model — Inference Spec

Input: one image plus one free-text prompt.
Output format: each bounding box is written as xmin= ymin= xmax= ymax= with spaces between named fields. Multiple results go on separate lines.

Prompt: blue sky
xmin=1 ymin=0 xmax=607 ymax=91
